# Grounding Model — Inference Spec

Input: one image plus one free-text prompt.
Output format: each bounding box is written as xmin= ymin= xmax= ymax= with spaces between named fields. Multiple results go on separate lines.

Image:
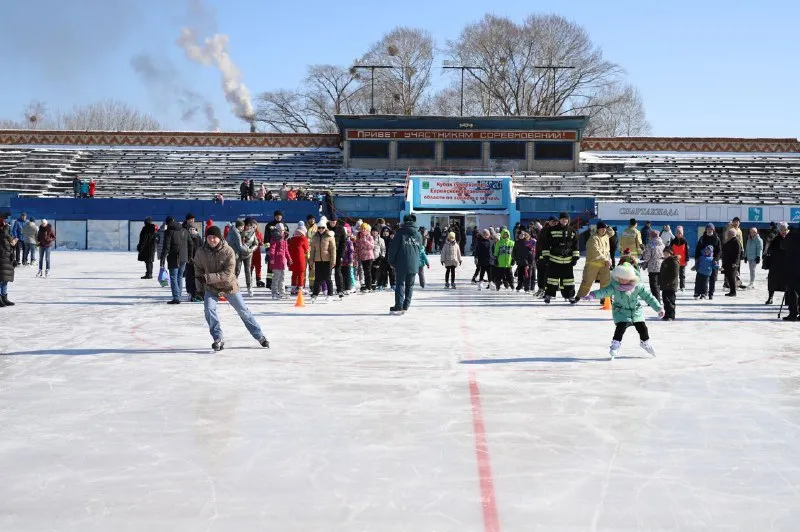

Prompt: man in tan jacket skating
xmin=194 ymin=226 xmax=269 ymax=351
xmin=575 ymin=221 xmax=615 ymax=302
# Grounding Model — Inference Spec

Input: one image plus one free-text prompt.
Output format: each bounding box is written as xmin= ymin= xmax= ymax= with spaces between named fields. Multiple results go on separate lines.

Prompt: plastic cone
xmin=601 ymin=297 xmax=612 ymax=310
xmin=294 ymin=290 xmax=305 ymax=308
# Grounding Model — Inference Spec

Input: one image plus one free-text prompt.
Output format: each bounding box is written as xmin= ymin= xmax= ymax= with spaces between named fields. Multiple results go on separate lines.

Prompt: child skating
xmin=440 ymin=232 xmax=462 ymax=289
xmin=269 ymin=226 xmax=292 ymax=299
xmin=584 ymin=263 xmax=664 ymax=360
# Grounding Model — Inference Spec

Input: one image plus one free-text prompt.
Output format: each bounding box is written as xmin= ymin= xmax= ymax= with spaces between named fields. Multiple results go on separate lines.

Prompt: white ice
xmin=1 ymin=253 xmax=799 ymax=531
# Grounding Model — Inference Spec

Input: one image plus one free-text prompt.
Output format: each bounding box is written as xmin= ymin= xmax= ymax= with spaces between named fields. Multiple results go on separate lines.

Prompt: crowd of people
xmin=237 ymin=180 xmax=316 ymax=202
xmin=71 ymin=177 xmax=96 ymax=198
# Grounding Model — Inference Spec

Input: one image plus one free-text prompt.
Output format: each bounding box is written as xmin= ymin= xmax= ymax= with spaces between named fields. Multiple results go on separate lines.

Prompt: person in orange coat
xmin=251 ymin=225 xmax=265 ymax=287
xmin=88 ymin=179 xmax=96 ymax=198
xmin=288 ymin=225 xmax=310 ymax=295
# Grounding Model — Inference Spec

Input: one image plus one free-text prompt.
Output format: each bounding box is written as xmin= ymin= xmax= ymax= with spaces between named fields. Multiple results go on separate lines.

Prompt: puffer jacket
xmin=659 ymin=255 xmax=680 ymax=291
xmin=309 ymin=229 xmax=337 ymax=266
xmin=22 ymin=221 xmax=38 ymax=245
xmin=341 ymin=239 xmax=355 ymax=266
xmin=355 ymin=232 xmax=375 ymax=261
xmin=0 ymin=224 xmax=15 ymax=283
xmin=240 ymin=228 xmax=259 ymax=259
xmin=640 ymin=237 xmax=665 ymax=273
xmin=473 ymin=236 xmax=492 ymax=267
xmin=269 ymin=236 xmax=291 ymax=269
xmin=37 ymin=224 xmax=56 ymax=248
xmin=225 ymin=225 xmax=247 ymax=257
xmin=591 ymin=279 xmax=662 ymax=324
xmin=670 ymin=237 xmax=689 ymax=266
xmin=744 ymin=235 xmax=764 ymax=262
xmin=440 ymin=239 xmax=462 ymax=267
xmin=372 ymin=234 xmax=386 ymax=260
xmin=193 ymin=239 xmax=239 ymax=295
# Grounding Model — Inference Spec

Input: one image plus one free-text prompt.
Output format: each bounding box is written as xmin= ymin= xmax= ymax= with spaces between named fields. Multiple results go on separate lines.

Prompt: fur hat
xmin=206 ymin=226 xmax=222 ymax=239
xmin=447 ymin=231 xmax=456 ymax=241
xmin=612 ymin=263 xmax=638 ymax=282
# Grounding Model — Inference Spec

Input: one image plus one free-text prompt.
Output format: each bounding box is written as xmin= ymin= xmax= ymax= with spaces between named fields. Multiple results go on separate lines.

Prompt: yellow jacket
xmin=724 ymin=224 xmax=743 ymax=248
xmin=619 ymin=226 xmax=643 ymax=256
xmin=586 ymin=228 xmax=615 ymax=266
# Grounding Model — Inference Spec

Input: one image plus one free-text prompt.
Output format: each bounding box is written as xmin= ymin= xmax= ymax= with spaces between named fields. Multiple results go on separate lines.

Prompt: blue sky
xmin=1 ymin=0 xmax=798 ymax=137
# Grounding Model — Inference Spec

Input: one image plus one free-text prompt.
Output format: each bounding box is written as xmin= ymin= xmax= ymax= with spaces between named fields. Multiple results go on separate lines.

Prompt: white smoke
xmin=177 ymin=27 xmax=254 ymax=122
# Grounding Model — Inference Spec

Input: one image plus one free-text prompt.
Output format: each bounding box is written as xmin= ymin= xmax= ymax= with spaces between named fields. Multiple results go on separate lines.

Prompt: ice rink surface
xmin=1 ymin=252 xmax=799 ymax=531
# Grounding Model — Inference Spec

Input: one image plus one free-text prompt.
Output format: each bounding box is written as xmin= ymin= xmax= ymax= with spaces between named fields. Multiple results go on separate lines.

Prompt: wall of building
xmin=583 ymin=137 xmax=800 ymax=153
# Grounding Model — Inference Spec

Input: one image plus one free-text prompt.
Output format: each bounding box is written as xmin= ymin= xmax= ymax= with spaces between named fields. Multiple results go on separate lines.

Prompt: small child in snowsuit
xmin=440 ymin=232 xmax=462 ymax=289
xmin=418 ymin=248 xmax=430 ymax=288
xmin=693 ymin=245 xmax=718 ymax=300
xmin=269 ymin=227 xmax=292 ymax=299
xmin=585 ymin=263 xmax=664 ymax=359
xmin=659 ymin=247 xmax=680 ymax=320
xmin=341 ymin=234 xmax=356 ymax=293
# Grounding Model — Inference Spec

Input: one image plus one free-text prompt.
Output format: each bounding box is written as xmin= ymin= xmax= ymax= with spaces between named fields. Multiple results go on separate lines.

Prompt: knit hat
xmin=612 ymin=263 xmax=638 ymax=282
xmin=298 ymin=220 xmax=306 ymax=228
xmin=403 ymin=214 xmax=416 ymax=223
xmin=596 ymin=221 xmax=607 ymax=229
xmin=41 ymin=219 xmax=48 ymax=225
xmin=447 ymin=232 xmax=456 ymax=240
xmin=361 ymin=222 xmax=371 ymax=232
xmin=144 ymin=216 xmax=153 ymax=224
xmin=558 ymin=211 xmax=569 ymax=220
xmin=206 ymin=226 xmax=222 ymax=239
xmin=706 ymin=223 xmax=715 ymax=230
xmin=318 ymin=216 xmax=328 ymax=229
xmin=165 ymin=216 xmax=174 ymax=225
xmin=778 ymin=221 xmax=789 ymax=231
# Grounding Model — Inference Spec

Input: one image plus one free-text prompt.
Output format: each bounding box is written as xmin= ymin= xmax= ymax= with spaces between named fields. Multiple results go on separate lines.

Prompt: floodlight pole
xmin=443 ymin=64 xmax=483 ymax=116
xmin=352 ymin=64 xmax=393 ymax=114
xmin=534 ymin=65 xmax=575 ymax=115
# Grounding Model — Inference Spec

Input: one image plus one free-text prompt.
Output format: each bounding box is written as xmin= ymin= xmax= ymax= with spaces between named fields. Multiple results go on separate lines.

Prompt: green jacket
xmin=493 ymin=230 xmax=515 ymax=268
xmin=388 ymin=222 xmax=422 ymax=276
xmin=419 ymin=248 xmax=430 ymax=268
xmin=591 ymin=280 xmax=661 ymax=324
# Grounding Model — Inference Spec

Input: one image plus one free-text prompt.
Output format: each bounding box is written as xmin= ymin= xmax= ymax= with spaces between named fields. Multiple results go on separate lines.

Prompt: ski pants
xmin=613 ymin=321 xmax=650 ymax=342
xmin=576 ymin=262 xmax=611 ymax=299
xmin=313 ymin=262 xmax=334 ymax=296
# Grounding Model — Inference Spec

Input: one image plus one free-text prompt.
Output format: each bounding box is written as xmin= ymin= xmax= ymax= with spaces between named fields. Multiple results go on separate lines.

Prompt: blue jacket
xmin=11 ymin=218 xmax=25 ymax=240
xmin=696 ymin=254 xmax=718 ymax=277
xmin=419 ymin=249 xmax=430 ymax=268
xmin=744 ymin=235 xmax=763 ymax=262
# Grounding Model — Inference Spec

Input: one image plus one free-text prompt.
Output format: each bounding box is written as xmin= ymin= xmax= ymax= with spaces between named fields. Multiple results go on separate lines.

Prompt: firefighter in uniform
xmin=541 ymin=211 xmax=579 ymax=304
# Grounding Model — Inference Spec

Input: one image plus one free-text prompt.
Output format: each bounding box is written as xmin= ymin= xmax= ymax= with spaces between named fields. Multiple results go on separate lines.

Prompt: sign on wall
xmin=748 ymin=207 xmax=763 ymax=222
xmin=347 ymin=130 xmax=577 ymax=141
xmin=791 ymin=208 xmax=800 ymax=223
xmin=598 ymin=203 xmax=798 ymax=224
xmin=414 ymin=177 xmax=507 ymax=208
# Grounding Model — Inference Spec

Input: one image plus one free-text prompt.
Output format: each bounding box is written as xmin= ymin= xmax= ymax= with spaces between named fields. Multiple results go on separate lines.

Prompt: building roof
xmin=334 ymin=115 xmax=590 ymax=137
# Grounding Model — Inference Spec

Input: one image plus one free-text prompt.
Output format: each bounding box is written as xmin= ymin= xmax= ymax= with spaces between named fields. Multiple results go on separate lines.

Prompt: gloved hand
xmin=743 ymin=258 xmax=747 ymax=264
xmin=691 ymin=266 xmax=697 ymax=271
xmin=427 ymin=264 xmax=430 ymax=269
xmin=459 ymin=261 xmax=462 ymax=266
xmin=582 ymin=293 xmax=596 ymax=301
xmin=658 ymin=309 xmax=665 ymax=319
xmin=755 ymin=257 xmax=760 ymax=264
xmin=572 ymin=257 xmax=578 ymax=266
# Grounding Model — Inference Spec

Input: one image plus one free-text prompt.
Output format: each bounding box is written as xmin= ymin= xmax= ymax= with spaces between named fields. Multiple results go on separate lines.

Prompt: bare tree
xmin=584 ymin=84 xmax=652 ymax=137
xmin=24 ymin=100 xmax=49 ymax=129
xmin=58 ymin=99 xmax=161 ymax=130
xmin=305 ymin=65 xmax=365 ymax=132
xmin=445 ymin=14 xmax=622 ymax=117
xmin=358 ymin=27 xmax=434 ymax=115
xmin=253 ymin=90 xmax=313 ymax=133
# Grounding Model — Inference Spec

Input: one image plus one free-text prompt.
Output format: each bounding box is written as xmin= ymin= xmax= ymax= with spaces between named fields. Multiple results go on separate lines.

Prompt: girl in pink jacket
xmin=269 ymin=227 xmax=292 ymax=299
xmin=355 ymin=224 xmax=376 ymax=292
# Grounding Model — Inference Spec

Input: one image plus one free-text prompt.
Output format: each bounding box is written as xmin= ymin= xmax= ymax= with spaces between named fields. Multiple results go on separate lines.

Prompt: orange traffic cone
xmin=294 ymin=290 xmax=305 ymax=308
xmin=601 ymin=297 xmax=612 ymax=310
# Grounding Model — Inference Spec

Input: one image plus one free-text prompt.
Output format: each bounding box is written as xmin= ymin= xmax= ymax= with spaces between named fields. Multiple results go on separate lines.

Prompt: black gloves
xmin=755 ymin=257 xmax=760 ymax=264
xmin=571 ymin=257 xmax=578 ymax=266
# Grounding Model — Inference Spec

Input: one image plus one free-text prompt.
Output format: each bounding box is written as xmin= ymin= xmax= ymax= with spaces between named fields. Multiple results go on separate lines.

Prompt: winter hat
xmin=274 ymin=210 xmax=283 ymax=217
xmin=165 ymin=216 xmax=174 ymax=225
xmin=612 ymin=263 xmax=638 ymax=283
xmin=447 ymin=232 xmax=456 ymax=241
xmin=403 ymin=214 xmax=416 ymax=223
xmin=703 ymin=245 xmax=714 ymax=255
xmin=676 ymin=225 xmax=684 ymax=235
xmin=482 ymin=229 xmax=491 ymax=238
xmin=650 ymin=229 xmax=660 ymax=238
xmin=294 ymin=227 xmax=305 ymax=237
xmin=596 ymin=221 xmax=607 ymax=229
xmin=361 ymin=222 xmax=371 ymax=232
xmin=41 ymin=219 xmax=48 ymax=225
xmin=298 ymin=220 xmax=306 ymax=228
xmin=206 ymin=226 xmax=222 ymax=239
xmin=706 ymin=223 xmax=715 ymax=230
xmin=778 ymin=221 xmax=789 ymax=231
xmin=558 ymin=212 xmax=569 ymax=220
xmin=144 ymin=216 xmax=153 ymax=224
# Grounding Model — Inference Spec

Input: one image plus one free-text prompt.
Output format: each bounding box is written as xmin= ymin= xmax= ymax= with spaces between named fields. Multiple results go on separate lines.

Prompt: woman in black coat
xmin=0 ymin=219 xmax=16 ymax=306
xmin=721 ymin=229 xmax=742 ymax=296
xmin=137 ymin=217 xmax=158 ymax=279
xmin=471 ymin=229 xmax=492 ymax=284
xmin=765 ymin=224 xmax=789 ymax=305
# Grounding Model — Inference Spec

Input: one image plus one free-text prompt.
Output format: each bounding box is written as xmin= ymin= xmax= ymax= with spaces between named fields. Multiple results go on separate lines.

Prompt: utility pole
xmin=534 ymin=65 xmax=575 ymax=115
xmin=443 ymin=61 xmax=483 ymax=116
xmin=351 ymin=64 xmax=393 ymax=115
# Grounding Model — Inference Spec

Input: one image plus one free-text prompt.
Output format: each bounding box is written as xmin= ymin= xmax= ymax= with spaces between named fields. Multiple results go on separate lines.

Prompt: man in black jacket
xmin=695 ymin=223 xmax=722 ymax=299
xmin=328 ymin=216 xmax=348 ymax=295
xmin=432 ymin=224 xmax=442 ymax=253
xmin=161 ymin=217 xmax=194 ymax=304
xmin=722 ymin=228 xmax=742 ymax=297
xmin=783 ymin=227 xmax=800 ymax=321
xmin=184 ymin=219 xmax=203 ymax=302
xmin=512 ymin=231 xmax=534 ymax=292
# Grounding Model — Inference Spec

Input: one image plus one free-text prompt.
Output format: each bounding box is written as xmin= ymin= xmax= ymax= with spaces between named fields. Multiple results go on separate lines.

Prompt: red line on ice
xmin=468 ymin=370 xmax=501 ymax=532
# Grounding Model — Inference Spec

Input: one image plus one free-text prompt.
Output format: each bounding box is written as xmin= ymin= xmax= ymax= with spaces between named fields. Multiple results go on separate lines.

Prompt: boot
xmin=256 ymin=279 xmax=265 ymax=288
xmin=609 ymin=340 xmax=620 ymax=360
xmin=640 ymin=340 xmax=656 ymax=357
xmin=0 ymin=297 xmax=5 ymax=308
xmin=1 ymin=295 xmax=14 ymax=306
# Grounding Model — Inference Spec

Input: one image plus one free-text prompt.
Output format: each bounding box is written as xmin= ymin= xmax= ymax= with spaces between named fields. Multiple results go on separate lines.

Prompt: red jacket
xmin=670 ymin=238 xmax=689 ymax=266
xmin=288 ymin=235 xmax=309 ymax=273
xmin=88 ymin=181 xmax=96 ymax=197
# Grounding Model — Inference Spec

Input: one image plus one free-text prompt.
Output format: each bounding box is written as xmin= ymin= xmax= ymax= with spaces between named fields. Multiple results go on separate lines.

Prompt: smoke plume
xmin=131 ymin=54 xmax=219 ymax=131
xmin=177 ymin=27 xmax=254 ymax=122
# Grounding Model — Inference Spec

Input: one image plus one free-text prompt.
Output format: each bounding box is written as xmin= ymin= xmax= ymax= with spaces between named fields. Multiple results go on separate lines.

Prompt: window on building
xmin=397 ymin=141 xmax=435 ymax=159
xmin=443 ymin=141 xmax=482 ymax=159
xmin=350 ymin=141 xmax=389 ymax=158
xmin=490 ymin=141 xmax=526 ymax=159
xmin=534 ymin=142 xmax=574 ymax=160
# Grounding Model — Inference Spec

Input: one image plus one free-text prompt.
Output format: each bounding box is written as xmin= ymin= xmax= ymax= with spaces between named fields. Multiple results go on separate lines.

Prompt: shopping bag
xmin=157 ymin=267 xmax=170 ymax=288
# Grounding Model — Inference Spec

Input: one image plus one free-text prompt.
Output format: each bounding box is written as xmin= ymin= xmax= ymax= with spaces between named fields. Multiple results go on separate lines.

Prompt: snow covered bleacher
xmin=513 ymin=152 xmax=800 ymax=204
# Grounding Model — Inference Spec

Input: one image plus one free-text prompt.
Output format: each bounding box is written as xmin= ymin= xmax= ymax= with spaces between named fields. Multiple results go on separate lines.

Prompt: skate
xmin=640 ymin=340 xmax=656 ymax=357
xmin=259 ymin=337 xmax=270 ymax=348
xmin=609 ymin=340 xmax=620 ymax=360
xmin=389 ymin=306 xmax=405 ymax=315
xmin=311 ymin=295 xmax=318 ymax=304
xmin=708 ymin=294 xmax=713 ymax=300
xmin=765 ymin=297 xmax=773 ymax=305
xmin=36 ymin=270 xmax=42 ymax=278
xmin=212 ymin=340 xmax=225 ymax=352
xmin=569 ymin=297 xmax=579 ymax=305
xmin=45 ymin=270 xmax=49 ymax=278
xmin=544 ymin=295 xmax=551 ymax=304
xmin=452 ymin=283 xmax=457 ymax=290
xmin=478 ymin=283 xmax=482 ymax=291
xmin=445 ymin=282 xmax=450 ymax=289
xmin=247 ymin=288 xmax=253 ymax=297
xmin=256 ymin=280 xmax=266 ymax=288
xmin=1 ymin=295 xmax=14 ymax=307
